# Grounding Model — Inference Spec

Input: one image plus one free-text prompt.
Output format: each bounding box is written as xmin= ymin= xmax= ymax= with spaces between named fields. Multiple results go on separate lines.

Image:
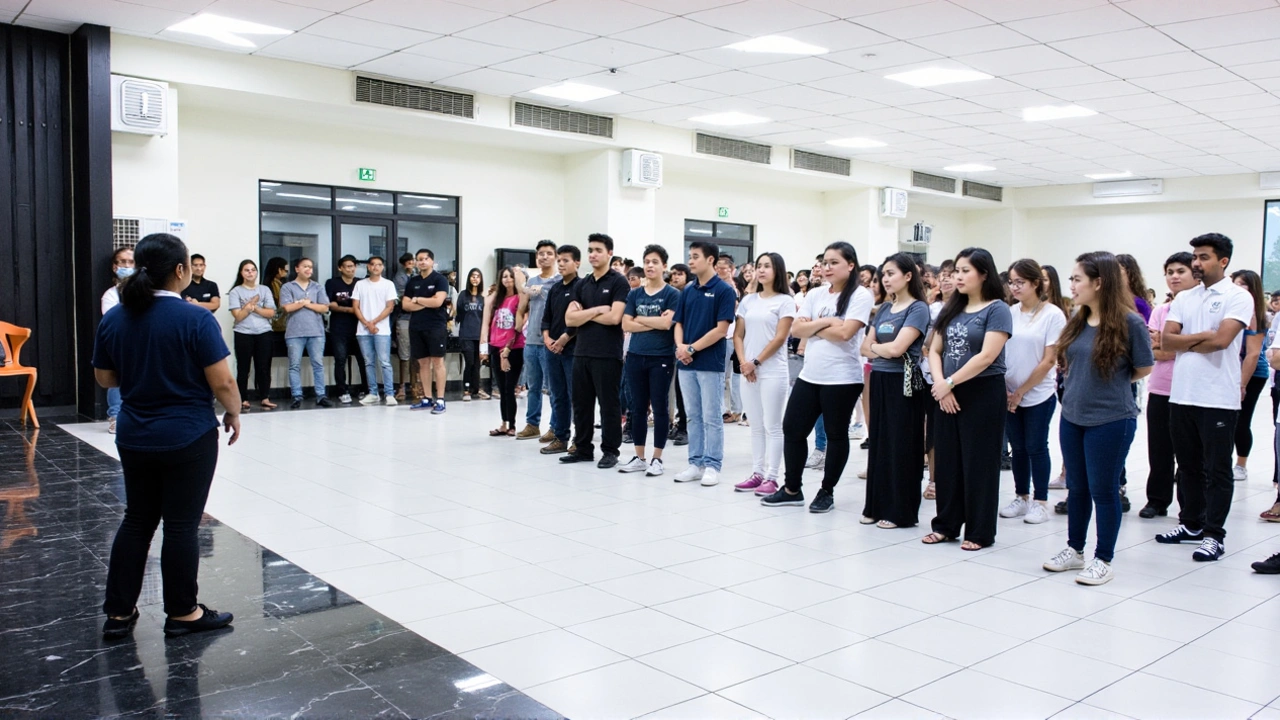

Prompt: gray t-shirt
xmin=1061 ymin=313 xmax=1155 ymax=427
xmin=524 ymin=272 xmax=561 ymax=343
xmin=941 ymin=301 xmax=1013 ymax=378
xmin=228 ymin=285 xmax=276 ymax=335
xmin=870 ymin=300 xmax=930 ymax=374
xmin=279 ymin=280 xmax=329 ymax=339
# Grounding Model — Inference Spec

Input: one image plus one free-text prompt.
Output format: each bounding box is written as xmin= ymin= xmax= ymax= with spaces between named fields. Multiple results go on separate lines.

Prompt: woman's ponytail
xmin=120 ymin=233 xmax=188 ymax=314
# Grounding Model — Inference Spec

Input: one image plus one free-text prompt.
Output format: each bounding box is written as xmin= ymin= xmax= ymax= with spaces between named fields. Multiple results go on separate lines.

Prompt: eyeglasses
xmin=1009 ymin=279 xmax=1029 ymax=289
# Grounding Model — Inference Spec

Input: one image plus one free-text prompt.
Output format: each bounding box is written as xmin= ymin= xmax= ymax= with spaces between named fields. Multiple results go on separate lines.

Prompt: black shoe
xmin=1192 ymin=537 xmax=1225 ymax=562
xmin=860 ymin=439 xmax=870 ymax=450
xmin=809 ymin=488 xmax=835 ymax=513
xmin=317 ymin=396 xmax=334 ymax=408
xmin=1000 ymin=455 xmax=1012 ymax=471
xmin=1054 ymin=500 xmax=1068 ymax=515
xmin=290 ymin=397 xmax=302 ymax=409
xmin=597 ymin=454 xmax=619 ymax=469
xmin=102 ymin=608 xmax=140 ymax=640
xmin=1251 ymin=552 xmax=1280 ymax=574
xmin=559 ymin=453 xmax=594 ymax=464
xmin=1155 ymin=524 xmax=1203 ymax=544
xmin=671 ymin=430 xmax=688 ymax=446
xmin=1138 ymin=505 xmax=1167 ymax=519
xmin=163 ymin=604 xmax=233 ymax=638
xmin=760 ymin=487 xmax=805 ymax=507
xmin=1120 ymin=489 xmax=1131 ymax=513
xmin=622 ymin=429 xmax=633 ymax=445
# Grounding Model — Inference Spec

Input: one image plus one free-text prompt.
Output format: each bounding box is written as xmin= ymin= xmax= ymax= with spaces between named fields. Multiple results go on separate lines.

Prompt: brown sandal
xmin=260 ymin=399 xmax=277 ymax=410
xmin=241 ymin=401 xmax=251 ymax=411
xmin=961 ymin=540 xmax=987 ymax=551
xmin=489 ymin=427 xmax=508 ymax=437
xmin=923 ymin=480 xmax=936 ymax=500
xmin=921 ymin=532 xmax=954 ymax=545
xmin=1260 ymin=502 xmax=1280 ymax=522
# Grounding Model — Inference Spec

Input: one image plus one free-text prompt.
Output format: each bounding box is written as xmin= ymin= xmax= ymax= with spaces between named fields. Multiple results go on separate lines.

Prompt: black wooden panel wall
xmin=0 ymin=23 xmax=75 ymax=408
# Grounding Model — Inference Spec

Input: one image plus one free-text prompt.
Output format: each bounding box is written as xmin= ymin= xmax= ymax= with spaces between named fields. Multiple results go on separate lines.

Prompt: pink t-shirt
xmin=489 ymin=294 xmax=525 ymax=351
xmin=1147 ymin=302 xmax=1173 ymax=396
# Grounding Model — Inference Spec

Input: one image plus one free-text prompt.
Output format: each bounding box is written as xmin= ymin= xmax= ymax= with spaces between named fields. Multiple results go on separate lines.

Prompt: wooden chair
xmin=0 ymin=322 xmax=39 ymax=428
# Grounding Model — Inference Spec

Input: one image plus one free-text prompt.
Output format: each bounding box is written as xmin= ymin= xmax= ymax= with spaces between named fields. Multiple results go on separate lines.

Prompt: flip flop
xmin=921 ymin=532 xmax=955 ymax=545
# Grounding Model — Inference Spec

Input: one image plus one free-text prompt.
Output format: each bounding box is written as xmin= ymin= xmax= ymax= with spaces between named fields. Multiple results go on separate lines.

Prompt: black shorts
xmin=411 ymin=327 xmax=448 ymax=359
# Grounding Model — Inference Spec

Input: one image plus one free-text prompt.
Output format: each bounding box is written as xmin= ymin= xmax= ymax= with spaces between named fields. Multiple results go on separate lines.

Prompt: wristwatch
xmin=752 ymin=358 xmax=762 ymax=367
xmin=686 ymin=345 xmax=697 ymax=355
xmin=945 ymin=377 xmax=955 ymax=389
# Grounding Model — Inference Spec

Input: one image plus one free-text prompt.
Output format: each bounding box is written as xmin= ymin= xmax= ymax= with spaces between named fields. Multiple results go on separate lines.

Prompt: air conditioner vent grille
xmin=513 ymin=101 xmax=613 ymax=138
xmin=962 ymin=180 xmax=1003 ymax=202
xmin=355 ymin=75 xmax=475 ymax=119
xmin=696 ymin=133 xmax=772 ymax=164
xmin=113 ymin=218 xmax=140 ymax=250
xmin=793 ymin=149 xmax=850 ymax=176
xmin=912 ymin=171 xmax=957 ymax=193
xmin=119 ymin=79 xmax=165 ymax=129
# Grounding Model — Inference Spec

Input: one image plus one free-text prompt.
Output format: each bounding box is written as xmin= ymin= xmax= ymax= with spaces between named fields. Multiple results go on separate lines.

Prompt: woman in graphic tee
xmin=481 ymin=267 xmax=526 ymax=435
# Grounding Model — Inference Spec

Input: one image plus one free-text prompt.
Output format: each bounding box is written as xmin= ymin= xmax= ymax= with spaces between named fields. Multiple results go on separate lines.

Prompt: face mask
xmin=116 ymin=267 xmax=135 ymax=279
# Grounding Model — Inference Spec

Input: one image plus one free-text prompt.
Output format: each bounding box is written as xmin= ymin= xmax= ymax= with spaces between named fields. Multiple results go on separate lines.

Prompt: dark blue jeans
xmin=545 ymin=350 xmax=574 ymax=443
xmin=625 ymin=353 xmax=675 ymax=450
xmin=1061 ymin=416 xmax=1136 ymax=563
xmin=1007 ymin=395 xmax=1056 ymax=501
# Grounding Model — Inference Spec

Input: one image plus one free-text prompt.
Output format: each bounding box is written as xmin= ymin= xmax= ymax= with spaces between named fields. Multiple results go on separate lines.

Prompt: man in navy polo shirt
xmin=673 ymin=240 xmax=737 ymax=487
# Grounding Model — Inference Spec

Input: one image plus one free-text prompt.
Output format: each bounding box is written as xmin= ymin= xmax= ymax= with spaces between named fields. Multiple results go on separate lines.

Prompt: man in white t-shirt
xmin=1153 ymin=233 xmax=1253 ymax=561
xmin=353 ymin=256 xmax=401 ymax=406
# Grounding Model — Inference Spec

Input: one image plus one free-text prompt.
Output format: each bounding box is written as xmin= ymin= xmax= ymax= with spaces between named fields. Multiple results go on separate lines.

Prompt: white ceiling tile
xmin=860 ymin=88 xmax=954 ymax=105
xmin=1114 ymin=0 xmax=1277 ymax=25
xmin=807 ymin=97 xmax=887 ymax=115
xmin=783 ymin=20 xmax=894 ymax=52
xmin=1197 ymin=40 xmax=1280 ymax=67
xmin=1049 ymin=80 xmax=1146 ymax=101
xmin=888 ymin=115 xmax=961 ymax=131
xmin=794 ymin=113 xmax=865 ymax=128
xmin=257 ymin=33 xmax=389 ymax=67
xmin=1181 ymin=93 xmax=1280 ymax=114
xmin=103 ymin=0 xmax=211 ymax=11
xmin=1008 ymin=65 xmax=1115 ymax=89
xmin=1093 ymin=52 xmax=1219 ymax=80
xmin=949 ymin=0 xmax=1109 ymax=23
xmin=957 ymin=45 xmax=1083 ymax=76
xmin=23 ymin=0 xmax=188 ymax=33
xmin=439 ymin=0 xmax=547 ymax=11
xmin=623 ymin=0 xmax=744 ymax=13
xmin=1049 ymin=28 xmax=1187 ymax=64
xmin=611 ymin=17 xmax=746 ymax=53
xmin=627 ymin=104 xmax=709 ymax=123
xmin=198 ymin=0 xmax=329 ymax=29
xmin=629 ymin=82 xmax=725 ymax=105
xmin=805 ymin=71 xmax=904 ymax=96
xmin=354 ymin=53 xmax=479 ymax=84
xmin=741 ymin=83 xmax=846 ymax=107
xmin=624 ymin=54 xmax=726 ymax=82
xmin=545 ymin=38 xmax=670 ymax=68
xmin=901 ymin=98 xmax=993 ymax=116
xmin=1006 ymin=5 xmax=1145 ymax=42
xmin=1157 ymin=8 xmax=1280 ymax=49
xmin=437 ymin=67 xmax=553 ymax=95
xmin=15 ymin=14 xmax=95 ymax=33
xmin=824 ymin=41 xmax=942 ymax=70
xmin=1132 ymin=115 xmax=1207 ymax=130
xmin=681 ymin=70 xmax=788 ymax=95
xmin=928 ymin=78 xmax=1024 ymax=97
xmin=791 ymin=0 xmax=931 ymax=19
xmin=683 ymin=46 xmax=813 ymax=70
xmin=570 ymin=70 xmax=662 ymax=93
xmin=1223 ymin=115 xmax=1280 ymax=130
xmin=1085 ymin=93 xmax=1174 ymax=112
xmin=956 ymin=111 xmax=1022 ymax=126
xmin=845 ymin=107 xmax=924 ymax=123
xmin=302 ymin=15 xmax=437 ymax=51
xmin=1160 ymin=80 xmax=1264 ymax=102
xmin=685 ymin=0 xmax=837 ymax=36
xmin=1231 ymin=60 xmax=1280 ymax=80
xmin=1108 ymin=103 xmax=1198 ymax=121
xmin=403 ymin=37 xmax=530 ymax=66
xmin=911 ymin=24 xmax=1037 ymax=56
xmin=854 ymin=1 xmax=993 ymax=39
xmin=968 ymin=89 xmax=1060 ymax=110
xmin=1209 ymin=105 xmax=1280 ymax=121
xmin=747 ymin=57 xmax=855 ymax=83
xmin=517 ymin=0 xmax=672 ymax=36
xmin=455 ymin=17 xmax=595 ymax=52
xmin=492 ymin=53 xmax=603 ymax=81
xmin=746 ymin=105 xmax=826 ymax=122
xmin=755 ymin=129 xmax=837 ymax=145
xmin=1130 ymin=68 xmax=1241 ymax=92
xmin=346 ymin=0 xmax=502 ymax=35
xmin=0 ymin=12 xmax=15 ymax=23
xmin=733 ymin=121 xmax=810 ymax=138
xmin=550 ymin=93 xmax=663 ymax=114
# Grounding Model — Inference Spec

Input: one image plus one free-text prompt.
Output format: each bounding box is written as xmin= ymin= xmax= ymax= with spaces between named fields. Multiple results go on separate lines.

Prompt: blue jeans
xmin=107 ymin=387 xmax=122 ymax=418
xmin=678 ymin=369 xmax=724 ymax=471
xmin=357 ymin=334 xmax=394 ymax=396
xmin=1007 ymin=395 xmax=1057 ymax=501
xmin=545 ymin=350 xmax=574 ymax=443
xmin=815 ymin=415 xmax=827 ymax=452
xmin=286 ymin=336 xmax=326 ymax=399
xmin=1062 ymin=416 xmax=1136 ymax=563
xmin=524 ymin=343 xmax=548 ymax=426
xmin=724 ymin=340 xmax=742 ymax=414
xmin=625 ymin=354 xmax=674 ymax=450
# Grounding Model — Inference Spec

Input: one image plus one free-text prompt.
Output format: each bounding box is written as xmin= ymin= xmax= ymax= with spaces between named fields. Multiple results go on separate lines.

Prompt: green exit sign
xmin=718 ymin=207 xmax=728 ymax=218
xmin=358 ymin=168 xmax=376 ymax=182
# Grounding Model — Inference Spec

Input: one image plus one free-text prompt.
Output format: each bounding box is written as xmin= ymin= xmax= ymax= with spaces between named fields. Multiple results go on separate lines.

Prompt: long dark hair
xmin=755 ymin=252 xmax=791 ymax=296
xmin=493 ymin=266 xmax=517 ymax=308
xmin=791 ymin=269 xmax=810 ymax=294
xmin=824 ymin=241 xmax=860 ymax=316
xmin=232 ymin=259 xmax=257 ymax=289
xmin=465 ymin=267 xmax=484 ymax=299
xmin=1058 ymin=252 xmax=1131 ymax=380
xmin=121 ymin=233 xmax=188 ymax=313
xmin=1231 ymin=269 xmax=1267 ymax=332
xmin=882 ymin=253 xmax=926 ymax=305
xmin=1008 ymin=258 xmax=1045 ymax=305
xmin=1116 ymin=254 xmax=1147 ymax=304
xmin=1040 ymin=264 xmax=1070 ymax=314
xmin=934 ymin=247 xmax=1003 ymax=334
xmin=264 ymin=256 xmax=288 ymax=285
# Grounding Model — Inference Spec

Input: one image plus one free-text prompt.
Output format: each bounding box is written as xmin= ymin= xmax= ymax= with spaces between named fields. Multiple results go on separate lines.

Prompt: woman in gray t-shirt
xmin=227 ymin=260 xmax=278 ymax=410
xmin=923 ymin=248 xmax=1012 ymax=551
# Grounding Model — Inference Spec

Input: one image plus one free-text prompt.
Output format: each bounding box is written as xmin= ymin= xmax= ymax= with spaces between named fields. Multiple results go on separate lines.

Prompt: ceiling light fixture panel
xmin=1085 ymin=171 xmax=1133 ymax=180
xmin=688 ymin=111 xmax=771 ymax=126
xmin=827 ymin=137 xmax=887 ymax=148
xmin=724 ymin=36 xmax=828 ymax=55
xmin=1023 ymin=104 xmax=1098 ymax=121
xmin=165 ymin=13 xmax=292 ymax=48
xmin=885 ymin=67 xmax=993 ymax=88
xmin=529 ymin=82 xmax=619 ymax=102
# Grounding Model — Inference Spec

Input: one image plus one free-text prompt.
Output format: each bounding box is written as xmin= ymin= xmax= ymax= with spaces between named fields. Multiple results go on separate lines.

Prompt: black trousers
xmin=863 ymin=371 xmax=926 ymax=527
xmin=461 ymin=338 xmax=482 ymax=394
xmin=1144 ymin=393 xmax=1180 ymax=512
xmin=625 ymin=353 xmax=674 ymax=449
xmin=104 ymin=428 xmax=218 ymax=617
xmin=492 ymin=347 xmax=525 ymax=425
xmin=1272 ymin=372 xmax=1280 ymax=484
xmin=572 ymin=356 xmax=623 ymax=458
xmin=782 ymin=378 xmax=862 ymax=493
xmin=1171 ymin=402 xmax=1237 ymax=541
xmin=931 ymin=374 xmax=1006 ymax=547
xmin=233 ymin=331 xmax=273 ymax=401
xmin=329 ymin=332 xmax=367 ymax=396
xmin=1235 ymin=374 xmax=1267 ymax=457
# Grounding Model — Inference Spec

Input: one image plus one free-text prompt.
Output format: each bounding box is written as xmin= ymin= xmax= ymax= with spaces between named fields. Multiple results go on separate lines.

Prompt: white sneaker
xmin=359 ymin=393 xmax=379 ymax=406
xmin=618 ymin=456 xmax=649 ymax=473
xmin=339 ymin=393 xmax=353 ymax=404
xmin=999 ymin=496 xmax=1031 ymax=518
xmin=1048 ymin=472 xmax=1067 ymax=490
xmin=107 ymin=416 xmax=116 ymax=434
xmin=1233 ymin=465 xmax=1247 ymax=482
xmin=646 ymin=458 xmax=664 ymax=477
xmin=1024 ymin=501 xmax=1049 ymax=525
xmin=1076 ymin=557 xmax=1114 ymax=586
xmin=700 ymin=468 xmax=720 ymax=487
xmin=850 ymin=422 xmax=865 ymax=440
xmin=674 ymin=466 xmax=704 ymax=483
xmin=384 ymin=395 xmax=398 ymax=407
xmin=1043 ymin=547 xmax=1085 ymax=572
xmin=805 ymin=450 xmax=826 ymax=469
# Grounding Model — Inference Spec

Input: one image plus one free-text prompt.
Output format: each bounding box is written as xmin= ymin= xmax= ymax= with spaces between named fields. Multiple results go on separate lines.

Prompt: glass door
xmin=337 ymin=219 xmax=391 ymax=278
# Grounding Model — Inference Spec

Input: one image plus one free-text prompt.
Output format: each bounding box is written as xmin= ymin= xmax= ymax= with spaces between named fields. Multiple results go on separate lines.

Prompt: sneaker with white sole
xmin=618 ymin=456 xmax=648 ymax=473
xmin=735 ymin=473 xmax=765 ymax=492
xmin=760 ymin=487 xmax=805 ymax=507
xmin=700 ymin=468 xmax=720 ymax=487
xmin=999 ymin=496 xmax=1031 ymax=518
xmin=1043 ymin=547 xmax=1085 ymax=572
xmin=755 ymin=479 xmax=778 ymax=496
xmin=673 ymin=466 xmax=704 ymax=483
xmin=384 ymin=395 xmax=397 ymax=407
xmin=646 ymin=458 xmax=664 ymax=477
xmin=1233 ymin=465 xmax=1247 ymax=482
xmin=107 ymin=417 xmax=116 ymax=434
xmin=1048 ymin=472 xmax=1067 ymax=490
xmin=850 ymin=422 xmax=865 ymax=440
xmin=1024 ymin=501 xmax=1049 ymax=524
xmin=1155 ymin=524 xmax=1203 ymax=544
xmin=359 ymin=393 xmax=379 ymax=406
xmin=339 ymin=393 xmax=353 ymax=405
xmin=1192 ymin=537 xmax=1225 ymax=562
xmin=805 ymin=450 xmax=826 ymax=469
xmin=1076 ymin=557 xmax=1114 ymax=585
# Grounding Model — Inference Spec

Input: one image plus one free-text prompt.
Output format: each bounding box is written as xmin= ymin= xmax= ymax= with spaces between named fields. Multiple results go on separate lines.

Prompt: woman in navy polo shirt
xmin=93 ymin=233 xmax=240 ymax=640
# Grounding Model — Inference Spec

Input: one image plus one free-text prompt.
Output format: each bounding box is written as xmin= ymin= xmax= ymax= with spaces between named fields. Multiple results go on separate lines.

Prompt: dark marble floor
xmin=0 ymin=420 xmax=563 ymax=719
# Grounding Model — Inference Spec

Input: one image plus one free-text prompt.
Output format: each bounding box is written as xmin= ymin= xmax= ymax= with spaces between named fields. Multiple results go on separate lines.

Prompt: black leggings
xmin=931 ymin=374 xmax=1006 ymax=547
xmin=492 ymin=347 xmax=524 ymax=424
xmin=1235 ymin=374 xmax=1267 ymax=457
xmin=233 ymin=331 xmax=273 ymax=401
xmin=461 ymin=338 xmax=482 ymax=395
xmin=104 ymin=428 xmax=218 ymax=617
xmin=782 ymin=378 xmax=862 ymax=493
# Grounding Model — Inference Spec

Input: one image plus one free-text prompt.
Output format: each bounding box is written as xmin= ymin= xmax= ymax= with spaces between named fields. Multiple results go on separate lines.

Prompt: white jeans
xmin=742 ymin=372 xmax=788 ymax=479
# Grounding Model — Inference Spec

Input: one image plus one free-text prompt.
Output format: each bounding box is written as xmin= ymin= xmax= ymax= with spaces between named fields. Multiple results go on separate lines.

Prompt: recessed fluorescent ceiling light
xmin=688 ymin=111 xmax=770 ymax=126
xmin=827 ymin=137 xmax=886 ymax=149
xmin=1085 ymin=171 xmax=1133 ymax=180
xmin=724 ymin=35 xmax=827 ymax=55
xmin=530 ymin=82 xmax=618 ymax=102
xmin=944 ymin=164 xmax=996 ymax=172
xmin=1023 ymin=104 xmax=1097 ymax=122
xmin=885 ymin=67 xmax=992 ymax=88
xmin=166 ymin=13 xmax=291 ymax=48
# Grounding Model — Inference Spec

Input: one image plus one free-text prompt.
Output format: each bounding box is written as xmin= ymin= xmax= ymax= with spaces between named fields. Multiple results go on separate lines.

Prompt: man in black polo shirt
xmin=181 ymin=254 xmax=221 ymax=312
xmin=326 ymin=255 xmax=369 ymax=404
xmin=401 ymin=248 xmax=450 ymax=414
xmin=561 ymin=234 xmax=631 ymax=469
xmin=540 ymin=244 xmax=581 ymax=455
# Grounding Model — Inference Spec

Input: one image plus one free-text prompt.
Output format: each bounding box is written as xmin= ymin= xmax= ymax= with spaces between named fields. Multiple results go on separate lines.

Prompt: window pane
xmin=398 ymin=194 xmax=458 ymax=217
xmin=684 ymin=220 xmax=713 ymax=237
xmin=335 ymin=188 xmax=395 ymax=213
xmin=339 ymin=223 xmax=390 ymax=279
xmin=1265 ymin=200 xmax=1280 ymax=297
xmin=260 ymin=182 xmax=331 ymax=209
xmin=399 ymin=220 xmax=458 ymax=280
xmin=261 ymin=212 xmax=334 ymax=286
xmin=715 ymin=222 xmax=752 ymax=241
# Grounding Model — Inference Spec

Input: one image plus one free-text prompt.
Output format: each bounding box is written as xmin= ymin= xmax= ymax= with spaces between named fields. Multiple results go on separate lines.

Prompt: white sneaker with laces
xmin=999 ymin=496 xmax=1031 ymax=518
xmin=1043 ymin=547 xmax=1085 ymax=572
xmin=618 ymin=456 xmax=648 ymax=473
xmin=1076 ymin=557 xmax=1113 ymax=585
xmin=700 ymin=468 xmax=720 ymax=487
xmin=646 ymin=458 xmax=664 ymax=477
xmin=805 ymin=450 xmax=826 ymax=469
xmin=673 ymin=466 xmax=704 ymax=483
xmin=850 ymin=422 xmax=865 ymax=440
xmin=1024 ymin=501 xmax=1049 ymax=524
xmin=384 ymin=395 xmax=397 ymax=407
xmin=359 ymin=393 xmax=379 ymax=406
xmin=1233 ymin=465 xmax=1247 ymax=482
xmin=339 ymin=393 xmax=353 ymax=405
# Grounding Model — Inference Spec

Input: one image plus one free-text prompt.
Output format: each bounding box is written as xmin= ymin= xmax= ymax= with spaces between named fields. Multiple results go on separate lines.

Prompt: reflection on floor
xmin=0 ymin=419 xmax=560 ymax=719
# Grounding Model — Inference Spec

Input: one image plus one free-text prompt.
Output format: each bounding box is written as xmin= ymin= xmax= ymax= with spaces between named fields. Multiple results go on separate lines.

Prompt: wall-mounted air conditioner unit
xmin=111 ymin=75 xmax=169 ymax=137
xmin=621 ymin=149 xmax=663 ymax=189
xmin=1093 ymin=178 xmax=1162 ymax=198
xmin=881 ymin=187 xmax=908 ymax=218
xmin=1261 ymin=172 xmax=1280 ymax=190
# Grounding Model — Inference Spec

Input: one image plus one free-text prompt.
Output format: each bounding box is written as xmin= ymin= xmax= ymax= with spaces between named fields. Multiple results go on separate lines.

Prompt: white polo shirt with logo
xmin=1167 ymin=277 xmax=1254 ymax=410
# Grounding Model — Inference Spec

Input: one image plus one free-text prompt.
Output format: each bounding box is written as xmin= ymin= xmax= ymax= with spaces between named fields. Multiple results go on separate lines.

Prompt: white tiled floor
xmin=64 ymin=395 xmax=1280 ymax=720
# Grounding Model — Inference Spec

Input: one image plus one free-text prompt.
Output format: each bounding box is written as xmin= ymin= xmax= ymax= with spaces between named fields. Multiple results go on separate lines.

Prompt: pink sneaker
xmin=755 ymin=479 xmax=779 ymax=496
xmin=735 ymin=473 xmax=765 ymax=492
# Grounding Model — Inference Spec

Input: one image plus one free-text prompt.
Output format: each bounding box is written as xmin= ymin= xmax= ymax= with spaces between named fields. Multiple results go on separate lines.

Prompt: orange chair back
xmin=0 ymin=322 xmax=34 ymax=372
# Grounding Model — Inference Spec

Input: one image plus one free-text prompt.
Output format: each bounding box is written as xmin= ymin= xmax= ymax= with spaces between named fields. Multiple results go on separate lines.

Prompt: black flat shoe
xmin=102 ymin=608 xmax=140 ymax=640
xmin=164 ymin=604 xmax=233 ymax=638
xmin=1138 ymin=505 xmax=1167 ymax=519
xmin=559 ymin=453 xmax=594 ymax=464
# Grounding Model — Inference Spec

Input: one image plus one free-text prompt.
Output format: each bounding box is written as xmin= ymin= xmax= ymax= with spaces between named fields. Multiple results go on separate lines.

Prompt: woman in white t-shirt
xmin=100 ymin=247 xmax=135 ymax=433
xmin=733 ymin=253 xmax=797 ymax=496
xmin=998 ymin=259 xmax=1068 ymax=525
xmin=761 ymin=242 xmax=873 ymax=514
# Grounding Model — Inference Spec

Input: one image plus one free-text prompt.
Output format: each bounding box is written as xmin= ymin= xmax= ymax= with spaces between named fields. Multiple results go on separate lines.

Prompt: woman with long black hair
xmin=227 ymin=259 xmax=278 ymax=411
xmin=860 ymin=254 xmax=930 ymax=528
xmin=93 ymin=233 xmax=238 ymax=639
xmin=923 ymin=248 xmax=1012 ymax=550
xmin=264 ymin=256 xmax=290 ymax=333
xmin=791 ymin=269 xmax=811 ymax=299
xmin=761 ymin=241 xmax=873 ymax=514
xmin=456 ymin=267 xmax=487 ymax=401
xmin=481 ymin=266 xmax=526 ymax=435
xmin=1231 ymin=269 xmax=1269 ymax=482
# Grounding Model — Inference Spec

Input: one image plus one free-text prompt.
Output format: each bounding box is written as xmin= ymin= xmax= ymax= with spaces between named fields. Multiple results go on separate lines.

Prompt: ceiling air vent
xmin=963 ymin=180 xmax=1003 ymax=202
xmin=792 ymin=149 xmax=850 ymax=176
xmin=355 ymin=75 xmax=474 ymax=119
xmin=113 ymin=218 xmax=140 ymax=250
xmin=696 ymin=133 xmax=772 ymax=164
xmin=911 ymin=171 xmax=957 ymax=194
xmin=513 ymin=101 xmax=614 ymax=138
